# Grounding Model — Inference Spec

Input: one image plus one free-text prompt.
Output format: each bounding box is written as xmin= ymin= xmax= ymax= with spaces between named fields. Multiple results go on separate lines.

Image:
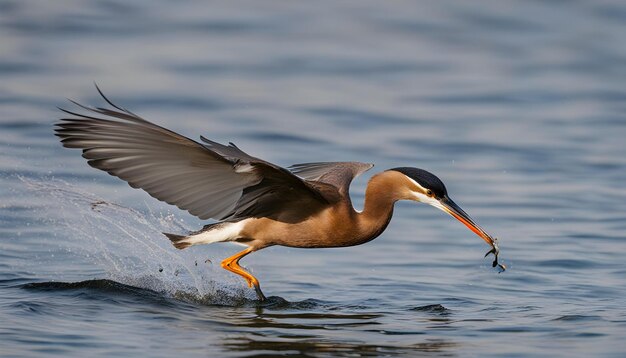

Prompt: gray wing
xmin=289 ymin=161 xmax=374 ymax=195
xmin=55 ymin=87 xmax=335 ymax=221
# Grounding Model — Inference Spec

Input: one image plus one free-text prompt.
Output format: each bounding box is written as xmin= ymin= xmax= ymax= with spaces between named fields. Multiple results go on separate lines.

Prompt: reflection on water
xmin=2 ymin=0 xmax=626 ymax=356
xmin=20 ymin=279 xmax=461 ymax=356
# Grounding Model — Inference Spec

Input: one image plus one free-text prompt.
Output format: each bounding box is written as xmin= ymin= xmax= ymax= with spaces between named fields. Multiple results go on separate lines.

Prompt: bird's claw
xmin=484 ymin=238 xmax=506 ymax=272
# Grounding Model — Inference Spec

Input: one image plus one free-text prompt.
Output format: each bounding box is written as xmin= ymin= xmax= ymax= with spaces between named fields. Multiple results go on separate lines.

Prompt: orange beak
xmin=438 ymin=196 xmax=505 ymax=271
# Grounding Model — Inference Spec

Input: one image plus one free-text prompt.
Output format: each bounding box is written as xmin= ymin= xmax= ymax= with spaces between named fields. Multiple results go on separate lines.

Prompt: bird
xmin=55 ymin=86 xmax=504 ymax=301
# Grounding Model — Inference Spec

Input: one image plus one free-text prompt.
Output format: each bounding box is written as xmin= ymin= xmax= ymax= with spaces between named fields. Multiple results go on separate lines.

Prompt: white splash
xmin=20 ymin=176 xmax=255 ymax=302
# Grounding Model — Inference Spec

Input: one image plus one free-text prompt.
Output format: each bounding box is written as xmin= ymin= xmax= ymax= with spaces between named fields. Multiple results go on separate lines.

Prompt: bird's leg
xmin=221 ymin=247 xmax=266 ymax=301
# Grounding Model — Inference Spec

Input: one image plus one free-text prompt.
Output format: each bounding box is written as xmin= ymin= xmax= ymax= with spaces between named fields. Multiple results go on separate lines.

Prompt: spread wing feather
xmin=289 ymin=162 xmax=374 ymax=195
xmin=55 ymin=87 xmax=337 ymax=221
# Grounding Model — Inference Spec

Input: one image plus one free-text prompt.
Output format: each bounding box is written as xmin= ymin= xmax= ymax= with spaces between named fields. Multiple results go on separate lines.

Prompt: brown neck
xmin=356 ymin=171 xmax=404 ymax=242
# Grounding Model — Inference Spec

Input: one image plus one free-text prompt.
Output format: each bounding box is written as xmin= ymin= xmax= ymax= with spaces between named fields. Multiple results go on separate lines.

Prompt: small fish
xmin=484 ymin=237 xmax=506 ymax=272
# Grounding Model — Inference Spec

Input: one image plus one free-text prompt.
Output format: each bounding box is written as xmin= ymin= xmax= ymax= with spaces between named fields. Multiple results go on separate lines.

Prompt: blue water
xmin=2 ymin=1 xmax=626 ymax=356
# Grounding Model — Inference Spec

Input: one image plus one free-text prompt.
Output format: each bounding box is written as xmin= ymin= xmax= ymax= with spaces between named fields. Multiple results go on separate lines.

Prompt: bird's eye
xmin=426 ymin=190 xmax=434 ymax=197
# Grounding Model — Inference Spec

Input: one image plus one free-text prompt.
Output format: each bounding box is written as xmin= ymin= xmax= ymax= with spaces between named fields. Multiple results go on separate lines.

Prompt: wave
xmin=20 ymin=279 xmax=317 ymax=308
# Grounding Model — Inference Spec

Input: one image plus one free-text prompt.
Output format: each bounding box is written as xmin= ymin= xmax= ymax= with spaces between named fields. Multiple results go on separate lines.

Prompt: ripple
xmin=535 ymin=259 xmax=598 ymax=269
xmin=168 ymin=58 xmax=426 ymax=78
xmin=243 ymin=132 xmax=328 ymax=145
xmin=552 ymin=314 xmax=604 ymax=322
xmin=455 ymin=10 xmax=544 ymax=32
xmin=306 ymin=107 xmax=417 ymax=126
xmin=410 ymin=304 xmax=451 ymax=315
xmin=0 ymin=61 xmax=46 ymax=75
xmin=108 ymin=96 xmax=225 ymax=110
xmin=221 ymin=336 xmax=457 ymax=356
xmin=10 ymin=300 xmax=49 ymax=314
xmin=21 ymin=279 xmax=172 ymax=302
xmin=21 ymin=279 xmax=344 ymax=310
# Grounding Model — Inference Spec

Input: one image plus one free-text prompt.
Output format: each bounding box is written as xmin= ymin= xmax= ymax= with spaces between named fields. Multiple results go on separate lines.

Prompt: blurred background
xmin=1 ymin=1 xmax=625 ymax=357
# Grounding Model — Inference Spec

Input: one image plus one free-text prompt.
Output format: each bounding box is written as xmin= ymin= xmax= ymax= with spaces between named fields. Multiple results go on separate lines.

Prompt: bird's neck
xmin=356 ymin=172 xmax=399 ymax=241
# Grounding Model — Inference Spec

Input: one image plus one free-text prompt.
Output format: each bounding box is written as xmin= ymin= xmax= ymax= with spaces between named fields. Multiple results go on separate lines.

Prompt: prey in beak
xmin=389 ymin=167 xmax=506 ymax=272
xmin=437 ymin=196 xmax=506 ymax=272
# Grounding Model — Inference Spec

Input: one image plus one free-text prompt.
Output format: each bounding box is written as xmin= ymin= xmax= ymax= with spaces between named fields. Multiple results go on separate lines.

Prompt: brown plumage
xmin=55 ymin=87 xmax=504 ymax=301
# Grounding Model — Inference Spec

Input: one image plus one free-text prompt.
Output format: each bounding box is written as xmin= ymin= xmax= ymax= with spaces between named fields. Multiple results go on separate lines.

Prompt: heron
xmin=55 ymin=87 xmax=504 ymax=301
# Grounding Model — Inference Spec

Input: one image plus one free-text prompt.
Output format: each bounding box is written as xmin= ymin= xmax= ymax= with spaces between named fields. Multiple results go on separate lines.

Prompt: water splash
xmin=20 ymin=176 xmax=255 ymax=302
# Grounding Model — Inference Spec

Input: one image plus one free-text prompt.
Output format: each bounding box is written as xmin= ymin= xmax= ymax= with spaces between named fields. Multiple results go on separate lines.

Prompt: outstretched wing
xmin=289 ymin=161 xmax=374 ymax=195
xmin=55 ymin=87 xmax=337 ymax=221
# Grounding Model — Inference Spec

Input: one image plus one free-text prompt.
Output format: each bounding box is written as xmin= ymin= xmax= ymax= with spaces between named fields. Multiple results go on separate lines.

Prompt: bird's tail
xmin=163 ymin=222 xmax=243 ymax=250
xmin=163 ymin=232 xmax=192 ymax=250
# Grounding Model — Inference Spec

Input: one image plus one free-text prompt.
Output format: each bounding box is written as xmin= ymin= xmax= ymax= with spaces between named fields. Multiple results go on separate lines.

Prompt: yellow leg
xmin=221 ymin=247 xmax=266 ymax=301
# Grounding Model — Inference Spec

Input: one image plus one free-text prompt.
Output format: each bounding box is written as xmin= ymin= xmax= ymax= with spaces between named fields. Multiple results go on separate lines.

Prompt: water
xmin=1 ymin=1 xmax=626 ymax=356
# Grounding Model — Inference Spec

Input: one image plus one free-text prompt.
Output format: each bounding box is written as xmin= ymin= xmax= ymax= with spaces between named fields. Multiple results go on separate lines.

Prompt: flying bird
xmin=55 ymin=86 xmax=504 ymax=301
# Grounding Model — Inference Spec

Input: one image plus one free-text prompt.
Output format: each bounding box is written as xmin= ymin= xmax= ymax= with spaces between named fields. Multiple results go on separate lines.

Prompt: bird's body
xmin=55 ymin=87 xmax=504 ymax=301
xmin=171 ymin=174 xmax=391 ymax=250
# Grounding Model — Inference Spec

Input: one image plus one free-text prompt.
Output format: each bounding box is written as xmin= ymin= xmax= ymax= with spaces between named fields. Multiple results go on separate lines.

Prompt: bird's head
xmin=388 ymin=167 xmax=504 ymax=270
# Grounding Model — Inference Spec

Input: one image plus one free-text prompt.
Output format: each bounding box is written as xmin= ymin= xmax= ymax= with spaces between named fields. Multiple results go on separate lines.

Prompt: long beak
xmin=436 ymin=196 xmax=505 ymax=271
xmin=438 ymin=196 xmax=493 ymax=246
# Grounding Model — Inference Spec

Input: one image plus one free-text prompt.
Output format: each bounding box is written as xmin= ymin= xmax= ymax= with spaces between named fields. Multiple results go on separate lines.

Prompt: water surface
xmin=1 ymin=1 xmax=626 ymax=356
